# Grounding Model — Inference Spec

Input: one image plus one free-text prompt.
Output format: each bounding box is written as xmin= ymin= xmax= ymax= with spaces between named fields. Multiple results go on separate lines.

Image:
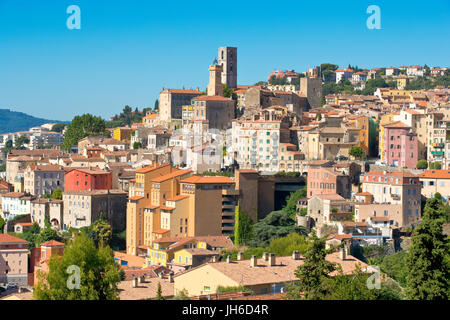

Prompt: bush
xmin=416 ymin=160 xmax=428 ymax=169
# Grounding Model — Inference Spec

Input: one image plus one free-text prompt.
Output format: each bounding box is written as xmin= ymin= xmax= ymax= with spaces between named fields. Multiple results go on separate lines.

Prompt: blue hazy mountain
xmin=0 ymin=109 xmax=65 ymax=134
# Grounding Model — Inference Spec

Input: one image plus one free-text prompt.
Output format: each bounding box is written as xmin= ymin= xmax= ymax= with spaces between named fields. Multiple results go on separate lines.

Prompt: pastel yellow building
xmin=113 ymin=127 xmax=132 ymax=142
xmin=379 ymin=113 xmax=397 ymax=161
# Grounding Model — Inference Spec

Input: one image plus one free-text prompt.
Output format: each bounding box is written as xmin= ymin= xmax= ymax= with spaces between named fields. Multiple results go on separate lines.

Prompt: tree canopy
xmin=405 ymin=197 xmax=450 ymax=300
xmin=33 ymin=232 xmax=122 ymax=300
xmin=62 ymin=114 xmax=107 ymax=150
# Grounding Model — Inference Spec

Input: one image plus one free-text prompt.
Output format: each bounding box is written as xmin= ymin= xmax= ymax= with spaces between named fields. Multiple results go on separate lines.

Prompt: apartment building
xmin=1 ymin=192 xmax=34 ymax=220
xmin=65 ymin=168 xmax=112 ymax=191
xmin=159 ymin=88 xmax=203 ymax=122
xmin=383 ymin=121 xmax=418 ymax=169
xmin=126 ymin=164 xmax=184 ymax=256
xmin=418 ymin=169 xmax=450 ymax=201
xmin=23 ymin=164 xmax=65 ymax=196
xmin=307 ymin=160 xmax=360 ymax=199
xmin=0 ymin=234 xmax=28 ymax=286
xmin=426 ymin=112 xmax=450 ymax=169
xmin=356 ymin=170 xmax=422 ymax=227
xmin=63 ymin=189 xmax=127 ymax=230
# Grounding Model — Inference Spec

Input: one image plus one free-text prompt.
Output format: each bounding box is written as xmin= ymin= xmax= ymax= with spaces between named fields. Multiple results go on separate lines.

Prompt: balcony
xmin=432 ymin=142 xmax=445 ymax=148
xmin=391 ymin=194 xmax=401 ymax=201
xmin=222 ymin=189 xmax=239 ymax=196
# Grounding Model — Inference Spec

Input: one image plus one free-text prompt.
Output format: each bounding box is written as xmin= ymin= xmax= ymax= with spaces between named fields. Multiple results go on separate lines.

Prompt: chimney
xmin=292 ymin=250 xmax=300 ymax=260
xmin=226 ymin=255 xmax=231 ymax=263
xmin=262 ymin=252 xmax=268 ymax=261
xmin=250 ymin=255 xmax=257 ymax=267
xmin=237 ymin=252 xmax=243 ymax=261
xmin=168 ymin=271 xmax=174 ymax=283
xmin=339 ymin=248 xmax=346 ymax=261
xmin=269 ymin=253 xmax=276 ymax=266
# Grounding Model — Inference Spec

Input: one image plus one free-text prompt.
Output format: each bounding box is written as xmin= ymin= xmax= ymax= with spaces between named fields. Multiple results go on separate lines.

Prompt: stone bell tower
xmin=218 ymin=47 xmax=237 ymax=89
xmin=207 ymin=64 xmax=223 ymax=96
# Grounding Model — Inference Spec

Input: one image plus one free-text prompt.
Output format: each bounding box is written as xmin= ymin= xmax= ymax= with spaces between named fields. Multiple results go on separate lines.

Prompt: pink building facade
xmin=383 ymin=123 xmax=418 ymax=169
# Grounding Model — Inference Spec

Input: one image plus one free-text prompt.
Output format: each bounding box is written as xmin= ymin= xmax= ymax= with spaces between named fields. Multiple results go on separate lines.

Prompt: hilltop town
xmin=0 ymin=47 xmax=449 ymax=301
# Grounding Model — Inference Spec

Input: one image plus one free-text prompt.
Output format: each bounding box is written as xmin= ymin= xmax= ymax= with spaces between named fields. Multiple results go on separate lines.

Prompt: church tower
xmin=218 ymin=47 xmax=237 ymax=89
xmin=207 ymin=64 xmax=223 ymax=96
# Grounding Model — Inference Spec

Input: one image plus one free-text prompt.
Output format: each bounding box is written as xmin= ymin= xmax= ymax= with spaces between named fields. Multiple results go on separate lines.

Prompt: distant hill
xmin=0 ymin=109 xmax=65 ymax=134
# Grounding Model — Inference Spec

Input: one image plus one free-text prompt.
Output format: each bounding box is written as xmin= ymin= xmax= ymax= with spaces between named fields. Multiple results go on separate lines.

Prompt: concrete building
xmin=218 ymin=47 xmax=237 ymax=89
xmin=383 ymin=121 xmax=418 ymax=169
xmin=0 ymin=234 xmax=28 ymax=287
xmin=1 ymin=192 xmax=34 ymax=220
xmin=307 ymin=160 xmax=360 ymax=199
xmin=65 ymin=168 xmax=112 ymax=192
xmin=23 ymin=164 xmax=65 ymax=197
xmin=63 ymin=189 xmax=127 ymax=230
xmin=357 ymin=170 xmax=422 ymax=227
xmin=418 ymin=169 xmax=450 ymax=201
xmin=191 ymin=95 xmax=235 ymax=130
xmin=299 ymin=77 xmax=322 ymax=109
xmin=159 ymin=89 xmax=203 ymax=122
xmin=173 ymin=251 xmax=374 ymax=297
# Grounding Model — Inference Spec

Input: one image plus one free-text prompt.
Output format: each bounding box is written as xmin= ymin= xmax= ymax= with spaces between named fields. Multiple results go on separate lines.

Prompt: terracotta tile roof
xmin=174 ymin=252 xmax=373 ymax=285
xmin=160 ymin=206 xmax=175 ymax=211
xmin=66 ymin=168 xmax=111 ymax=175
xmin=313 ymin=194 xmax=346 ymax=201
xmin=152 ymin=170 xmax=192 ymax=183
xmin=418 ymin=170 xmax=450 ymax=179
xmin=166 ymin=89 xmax=202 ymax=94
xmin=192 ymin=95 xmax=233 ymax=102
xmin=382 ymin=121 xmax=411 ymax=128
xmin=145 ymin=205 xmax=159 ymax=210
xmin=118 ymin=278 xmax=174 ymax=300
xmin=2 ymin=192 xmax=26 ymax=198
xmin=182 ymin=248 xmax=219 ymax=256
xmin=181 ymin=176 xmax=234 ymax=184
xmin=27 ymin=164 xmax=64 ymax=172
xmin=128 ymin=196 xmax=144 ymax=201
xmin=369 ymin=216 xmax=391 ymax=222
xmin=153 ymin=229 xmax=170 ymax=234
xmin=135 ymin=163 xmax=170 ymax=173
xmin=16 ymin=222 xmax=33 ymax=226
xmin=40 ymin=240 xmax=65 ymax=247
xmin=0 ymin=234 xmax=28 ymax=244
xmin=355 ymin=192 xmax=373 ymax=196
xmin=166 ymin=195 xmax=189 ymax=201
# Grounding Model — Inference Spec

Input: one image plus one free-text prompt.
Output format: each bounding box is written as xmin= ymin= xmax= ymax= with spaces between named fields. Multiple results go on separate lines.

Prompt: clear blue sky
xmin=0 ymin=0 xmax=449 ymax=121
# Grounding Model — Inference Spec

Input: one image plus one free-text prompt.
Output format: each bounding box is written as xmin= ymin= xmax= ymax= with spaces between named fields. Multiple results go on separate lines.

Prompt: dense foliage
xmin=33 ymin=232 xmax=122 ymax=300
xmin=405 ymin=197 xmax=450 ymax=299
xmin=62 ymin=114 xmax=108 ymax=150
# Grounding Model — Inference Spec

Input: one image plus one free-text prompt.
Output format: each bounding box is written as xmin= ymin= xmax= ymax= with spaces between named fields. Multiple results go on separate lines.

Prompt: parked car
xmin=6 ymin=283 xmax=17 ymax=289
xmin=374 ymin=161 xmax=385 ymax=166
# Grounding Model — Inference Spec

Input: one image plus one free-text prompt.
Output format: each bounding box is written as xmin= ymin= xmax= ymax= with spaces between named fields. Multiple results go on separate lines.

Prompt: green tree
xmin=223 ymin=84 xmax=237 ymax=100
xmin=154 ymin=99 xmax=159 ymax=111
xmin=0 ymin=164 xmax=6 ymax=172
xmin=38 ymin=227 xmax=61 ymax=245
xmin=248 ymin=210 xmax=308 ymax=248
xmin=51 ymin=189 xmax=63 ymax=200
xmin=0 ymin=216 xmax=5 ymax=233
xmin=30 ymin=221 xmax=40 ymax=234
xmin=62 ymin=114 xmax=107 ymax=151
xmin=287 ymin=232 xmax=337 ymax=300
xmin=405 ymin=198 xmax=450 ymax=299
xmin=90 ymin=218 xmax=113 ymax=247
xmin=416 ymin=159 xmax=428 ymax=169
xmin=133 ymin=141 xmax=142 ymax=150
xmin=154 ymin=282 xmax=165 ymax=300
xmin=234 ymin=206 xmax=254 ymax=246
xmin=14 ymin=135 xmax=30 ymax=149
xmin=283 ymin=186 xmax=307 ymax=218
xmin=51 ymin=123 xmax=66 ymax=133
xmin=315 ymin=111 xmax=322 ymax=121
xmin=33 ymin=232 xmax=122 ymax=300
xmin=349 ymin=146 xmax=365 ymax=159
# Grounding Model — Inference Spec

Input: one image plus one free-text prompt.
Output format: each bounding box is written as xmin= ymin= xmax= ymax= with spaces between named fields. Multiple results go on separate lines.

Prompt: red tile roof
xmin=192 ymin=95 xmax=232 ymax=102
xmin=418 ymin=170 xmax=450 ymax=179
xmin=181 ymin=176 xmax=234 ymax=184
xmin=40 ymin=240 xmax=65 ymax=247
xmin=0 ymin=234 xmax=28 ymax=243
